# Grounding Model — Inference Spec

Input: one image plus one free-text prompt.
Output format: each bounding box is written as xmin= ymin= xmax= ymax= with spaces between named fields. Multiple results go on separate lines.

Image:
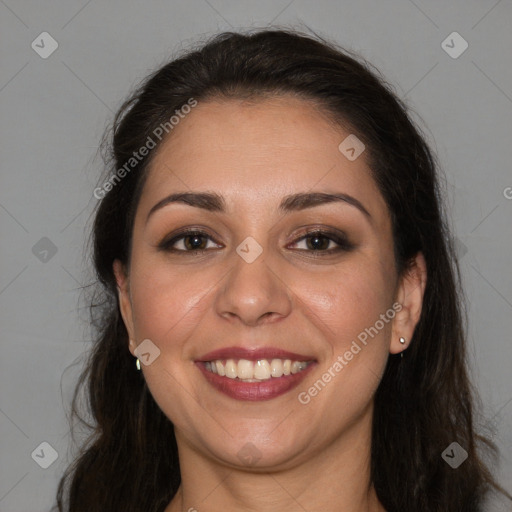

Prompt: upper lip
xmin=197 ymin=346 xmax=316 ymax=362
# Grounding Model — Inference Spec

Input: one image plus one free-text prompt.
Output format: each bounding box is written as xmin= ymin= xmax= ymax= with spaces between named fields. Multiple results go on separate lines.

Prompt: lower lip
xmin=196 ymin=362 xmax=316 ymax=401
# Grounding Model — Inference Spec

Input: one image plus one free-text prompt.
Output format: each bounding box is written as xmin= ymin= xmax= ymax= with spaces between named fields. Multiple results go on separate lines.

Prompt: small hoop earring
xmin=399 ymin=337 xmax=406 ymax=344
xmin=135 ymin=358 xmax=141 ymax=371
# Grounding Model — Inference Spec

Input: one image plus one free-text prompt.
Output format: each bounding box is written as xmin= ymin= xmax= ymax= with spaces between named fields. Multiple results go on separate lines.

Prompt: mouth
xmin=196 ymin=348 xmax=317 ymax=401
xmin=204 ymin=358 xmax=312 ymax=380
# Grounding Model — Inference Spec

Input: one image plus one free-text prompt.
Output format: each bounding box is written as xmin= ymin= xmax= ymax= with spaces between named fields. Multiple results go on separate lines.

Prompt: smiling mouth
xmin=204 ymin=358 xmax=314 ymax=382
xmin=196 ymin=347 xmax=317 ymax=401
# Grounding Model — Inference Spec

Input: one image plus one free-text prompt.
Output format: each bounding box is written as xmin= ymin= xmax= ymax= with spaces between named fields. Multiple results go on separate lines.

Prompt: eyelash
xmin=158 ymin=228 xmax=355 ymax=257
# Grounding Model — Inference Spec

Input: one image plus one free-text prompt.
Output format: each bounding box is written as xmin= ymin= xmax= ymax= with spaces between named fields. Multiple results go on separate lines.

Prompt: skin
xmin=113 ymin=96 xmax=427 ymax=512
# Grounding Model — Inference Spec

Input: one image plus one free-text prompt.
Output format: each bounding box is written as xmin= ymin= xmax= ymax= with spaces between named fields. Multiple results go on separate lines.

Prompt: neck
xmin=165 ymin=403 xmax=384 ymax=512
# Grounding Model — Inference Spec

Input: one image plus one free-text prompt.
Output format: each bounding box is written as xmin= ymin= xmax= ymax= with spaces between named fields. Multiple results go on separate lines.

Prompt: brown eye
xmin=303 ymin=233 xmax=332 ymax=251
xmin=159 ymin=230 xmax=222 ymax=253
xmin=182 ymin=233 xmax=208 ymax=250
xmin=290 ymin=230 xmax=355 ymax=255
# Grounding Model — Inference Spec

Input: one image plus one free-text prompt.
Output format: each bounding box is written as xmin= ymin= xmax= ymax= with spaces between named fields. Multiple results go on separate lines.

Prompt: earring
xmin=399 ymin=336 xmax=406 ymax=359
xmin=135 ymin=358 xmax=141 ymax=371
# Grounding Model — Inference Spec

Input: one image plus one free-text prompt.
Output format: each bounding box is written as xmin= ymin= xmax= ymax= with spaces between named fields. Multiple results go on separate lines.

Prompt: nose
xmin=214 ymin=250 xmax=293 ymax=327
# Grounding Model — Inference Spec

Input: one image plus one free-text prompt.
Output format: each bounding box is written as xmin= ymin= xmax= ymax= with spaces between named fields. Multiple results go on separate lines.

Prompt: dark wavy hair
xmin=53 ymin=28 xmax=511 ymax=512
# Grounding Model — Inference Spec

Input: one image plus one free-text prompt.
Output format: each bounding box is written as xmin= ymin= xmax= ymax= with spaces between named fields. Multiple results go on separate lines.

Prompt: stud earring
xmin=135 ymin=358 xmax=141 ymax=371
xmin=399 ymin=337 xmax=406 ymax=344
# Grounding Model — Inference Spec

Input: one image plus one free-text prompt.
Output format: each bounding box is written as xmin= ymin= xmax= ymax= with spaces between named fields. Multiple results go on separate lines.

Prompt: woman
xmin=54 ymin=29 xmax=511 ymax=511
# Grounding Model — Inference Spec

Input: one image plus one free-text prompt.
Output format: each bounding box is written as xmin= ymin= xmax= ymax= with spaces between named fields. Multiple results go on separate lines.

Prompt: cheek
xmin=293 ymin=258 xmax=395 ymax=410
xmin=126 ymin=257 xmax=220 ymax=427
xmin=129 ymin=259 xmax=211 ymax=347
xmin=283 ymin=259 xmax=395 ymax=444
xmin=295 ymin=258 xmax=395 ymax=349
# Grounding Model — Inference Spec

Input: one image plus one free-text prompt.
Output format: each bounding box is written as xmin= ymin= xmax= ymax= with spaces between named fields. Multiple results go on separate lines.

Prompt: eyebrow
xmin=146 ymin=191 xmax=371 ymax=224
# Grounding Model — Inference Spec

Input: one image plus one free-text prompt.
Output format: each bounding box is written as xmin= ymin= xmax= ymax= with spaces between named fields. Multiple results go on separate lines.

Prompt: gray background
xmin=1 ymin=1 xmax=511 ymax=511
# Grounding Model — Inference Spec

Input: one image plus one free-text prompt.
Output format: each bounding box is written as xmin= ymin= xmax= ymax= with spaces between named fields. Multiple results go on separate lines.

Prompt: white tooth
xmin=237 ymin=359 xmax=254 ymax=380
xmin=270 ymin=359 xmax=284 ymax=378
xmin=225 ymin=359 xmax=237 ymax=379
xmin=205 ymin=362 xmax=212 ymax=371
xmin=254 ymin=360 xmax=271 ymax=380
xmin=298 ymin=361 xmax=308 ymax=371
xmin=283 ymin=359 xmax=291 ymax=375
xmin=211 ymin=361 xmax=218 ymax=374
xmin=215 ymin=360 xmax=225 ymax=376
xmin=291 ymin=361 xmax=301 ymax=374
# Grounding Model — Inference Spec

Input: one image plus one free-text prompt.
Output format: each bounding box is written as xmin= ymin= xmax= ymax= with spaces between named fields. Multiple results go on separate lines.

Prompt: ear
xmin=113 ymin=259 xmax=137 ymax=357
xmin=390 ymin=252 xmax=427 ymax=354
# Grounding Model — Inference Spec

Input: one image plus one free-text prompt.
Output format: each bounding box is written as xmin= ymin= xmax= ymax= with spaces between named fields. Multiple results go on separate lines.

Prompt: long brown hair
xmin=53 ymin=28 xmax=511 ymax=511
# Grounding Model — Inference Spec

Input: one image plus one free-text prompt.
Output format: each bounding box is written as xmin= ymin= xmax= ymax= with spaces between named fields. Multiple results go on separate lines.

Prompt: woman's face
xmin=114 ymin=96 xmax=424 ymax=470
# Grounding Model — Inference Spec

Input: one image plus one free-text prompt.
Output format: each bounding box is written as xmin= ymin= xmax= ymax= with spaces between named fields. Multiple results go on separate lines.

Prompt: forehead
xmin=138 ymin=96 xmax=388 ymax=220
